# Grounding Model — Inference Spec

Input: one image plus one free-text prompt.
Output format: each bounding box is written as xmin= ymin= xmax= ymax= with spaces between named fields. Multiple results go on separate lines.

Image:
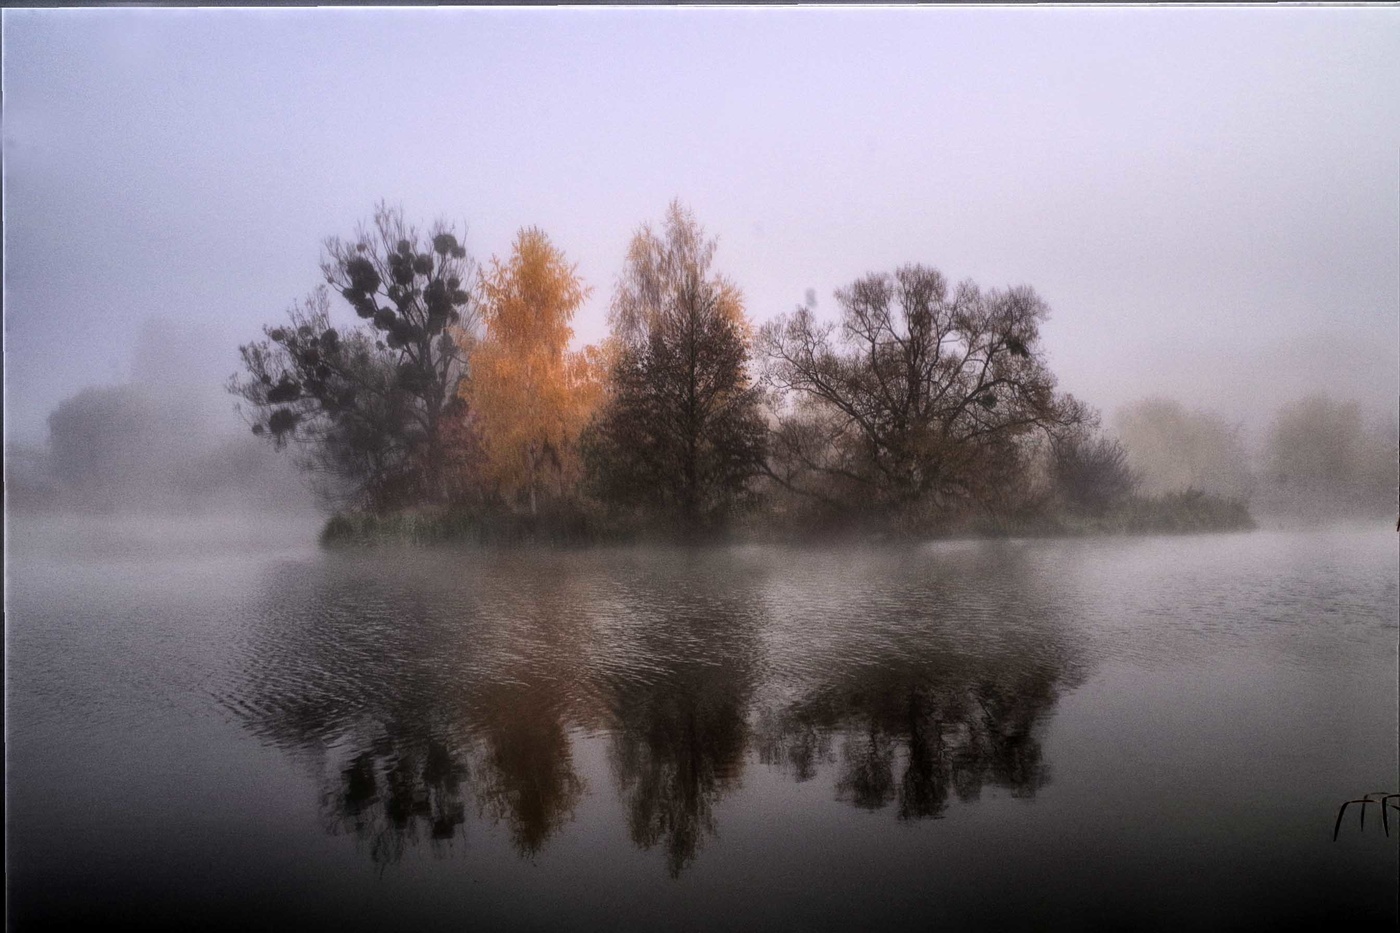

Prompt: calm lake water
xmin=6 ymin=519 xmax=1398 ymax=930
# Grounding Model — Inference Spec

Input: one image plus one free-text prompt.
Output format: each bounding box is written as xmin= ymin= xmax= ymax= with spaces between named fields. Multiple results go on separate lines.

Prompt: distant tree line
xmin=222 ymin=201 xmax=1390 ymax=541
xmin=1112 ymin=395 xmax=1396 ymax=523
xmin=10 ymin=317 xmax=311 ymax=516
xmin=32 ymin=384 xmax=306 ymax=515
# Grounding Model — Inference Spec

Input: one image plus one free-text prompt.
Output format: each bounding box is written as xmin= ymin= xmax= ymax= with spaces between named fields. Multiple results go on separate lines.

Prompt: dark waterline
xmin=6 ymin=520 xmax=1397 ymax=930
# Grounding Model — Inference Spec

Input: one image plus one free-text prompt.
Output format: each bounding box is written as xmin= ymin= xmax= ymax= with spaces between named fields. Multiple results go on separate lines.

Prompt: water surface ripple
xmin=7 ymin=525 xmax=1397 ymax=930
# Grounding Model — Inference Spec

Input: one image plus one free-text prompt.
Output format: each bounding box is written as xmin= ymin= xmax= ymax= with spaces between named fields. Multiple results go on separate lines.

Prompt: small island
xmin=229 ymin=202 xmax=1267 ymax=547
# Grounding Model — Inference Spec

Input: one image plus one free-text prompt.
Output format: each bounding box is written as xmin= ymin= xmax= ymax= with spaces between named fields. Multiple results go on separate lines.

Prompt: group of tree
xmin=1109 ymin=395 xmax=1396 ymax=522
xmin=231 ymin=202 xmax=773 ymax=538
xmin=233 ymin=201 xmax=1306 ymax=542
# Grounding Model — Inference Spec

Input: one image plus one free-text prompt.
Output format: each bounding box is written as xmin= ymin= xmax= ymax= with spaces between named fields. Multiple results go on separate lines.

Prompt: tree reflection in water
xmin=323 ymin=729 xmax=471 ymax=865
xmin=225 ymin=545 xmax=1084 ymax=874
xmin=600 ymin=556 xmax=762 ymax=876
xmin=757 ymin=669 xmax=1060 ymax=823
xmin=473 ymin=682 xmax=585 ymax=858
xmin=226 ymin=552 xmax=592 ymax=865
xmin=609 ymin=672 xmax=751 ymax=877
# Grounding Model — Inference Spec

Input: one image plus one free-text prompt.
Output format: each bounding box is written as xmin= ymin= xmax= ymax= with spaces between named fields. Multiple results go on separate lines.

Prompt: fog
xmin=6 ymin=315 xmax=317 ymax=519
xmin=3 ymin=7 xmax=1397 ymax=528
xmin=1110 ymin=395 xmax=1397 ymax=527
xmin=5 ymin=16 xmax=1398 ymax=930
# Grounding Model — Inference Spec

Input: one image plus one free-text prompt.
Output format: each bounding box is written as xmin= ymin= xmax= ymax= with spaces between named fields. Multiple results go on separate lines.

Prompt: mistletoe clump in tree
xmin=231 ymin=204 xmax=477 ymax=511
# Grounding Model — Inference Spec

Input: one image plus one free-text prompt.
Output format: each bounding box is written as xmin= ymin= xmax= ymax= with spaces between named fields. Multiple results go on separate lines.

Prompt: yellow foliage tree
xmin=464 ymin=228 xmax=599 ymax=514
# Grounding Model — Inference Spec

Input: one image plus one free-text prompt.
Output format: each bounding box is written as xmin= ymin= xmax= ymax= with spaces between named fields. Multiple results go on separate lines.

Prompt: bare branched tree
xmin=760 ymin=265 xmax=1089 ymax=525
xmin=1051 ymin=429 xmax=1138 ymax=513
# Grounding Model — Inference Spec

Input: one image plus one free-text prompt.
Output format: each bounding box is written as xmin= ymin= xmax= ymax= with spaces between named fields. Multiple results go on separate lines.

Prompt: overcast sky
xmin=4 ymin=6 xmax=1397 ymax=447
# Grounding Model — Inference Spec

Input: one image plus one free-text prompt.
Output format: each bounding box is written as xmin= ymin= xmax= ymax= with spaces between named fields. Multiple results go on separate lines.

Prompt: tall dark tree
xmin=760 ymin=265 xmax=1088 ymax=528
xmin=583 ymin=202 xmax=767 ymax=534
xmin=231 ymin=204 xmax=476 ymax=511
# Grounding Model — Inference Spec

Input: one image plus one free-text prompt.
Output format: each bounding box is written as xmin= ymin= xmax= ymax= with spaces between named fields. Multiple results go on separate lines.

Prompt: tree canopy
xmin=761 ymin=265 xmax=1088 ymax=527
xmin=465 ymin=227 xmax=599 ymax=516
xmin=232 ymin=205 xmax=476 ymax=511
xmin=583 ymin=202 xmax=767 ymax=534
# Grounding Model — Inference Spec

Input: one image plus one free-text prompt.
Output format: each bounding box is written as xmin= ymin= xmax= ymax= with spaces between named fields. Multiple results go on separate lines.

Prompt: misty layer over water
xmin=6 ymin=524 xmax=1397 ymax=930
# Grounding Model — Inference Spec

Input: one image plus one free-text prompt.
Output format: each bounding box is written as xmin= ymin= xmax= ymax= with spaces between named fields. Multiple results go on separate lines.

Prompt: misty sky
xmin=4 ymin=6 xmax=1398 ymax=448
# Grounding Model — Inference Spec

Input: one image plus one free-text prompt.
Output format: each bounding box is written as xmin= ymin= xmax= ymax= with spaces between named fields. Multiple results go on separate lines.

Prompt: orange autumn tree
xmin=463 ymin=227 xmax=600 ymax=515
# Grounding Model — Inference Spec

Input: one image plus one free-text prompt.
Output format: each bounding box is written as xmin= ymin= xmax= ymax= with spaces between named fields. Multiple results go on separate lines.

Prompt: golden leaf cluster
xmin=462 ymin=228 xmax=600 ymax=514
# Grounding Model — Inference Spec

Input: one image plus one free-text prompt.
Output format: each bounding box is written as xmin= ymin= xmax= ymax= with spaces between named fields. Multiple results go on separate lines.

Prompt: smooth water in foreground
xmin=6 ymin=520 xmax=1398 ymax=930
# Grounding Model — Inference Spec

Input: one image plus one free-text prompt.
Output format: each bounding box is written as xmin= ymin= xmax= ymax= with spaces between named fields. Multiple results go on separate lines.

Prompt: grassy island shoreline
xmin=319 ymin=489 xmax=1255 ymax=548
